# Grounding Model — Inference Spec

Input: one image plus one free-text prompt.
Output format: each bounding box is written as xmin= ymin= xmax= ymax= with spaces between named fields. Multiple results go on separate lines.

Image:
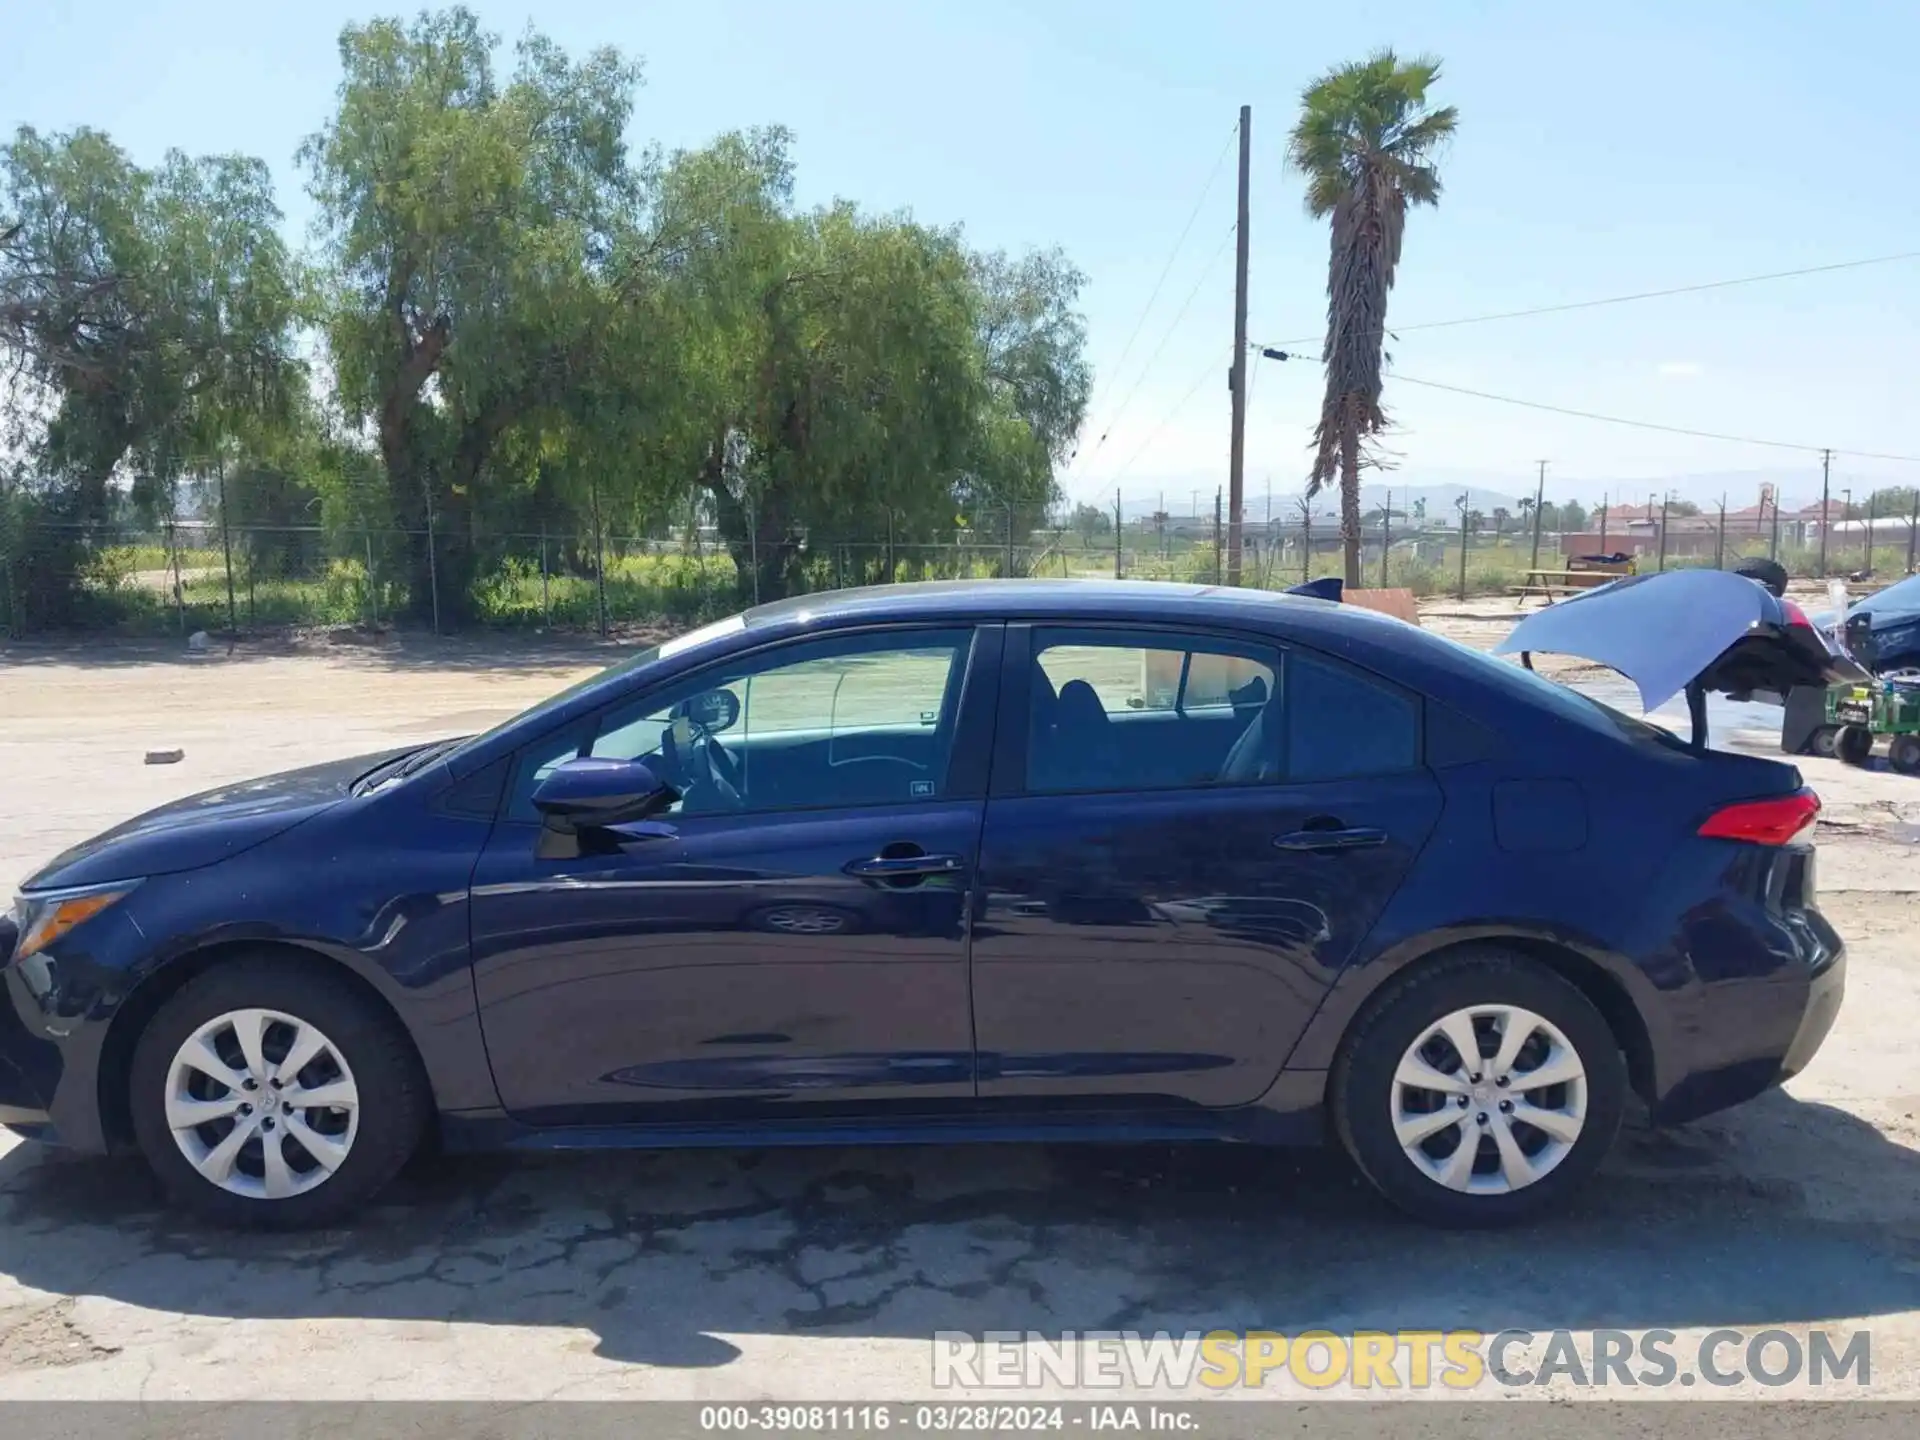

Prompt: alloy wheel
xmin=1390 ymin=1003 xmax=1587 ymax=1195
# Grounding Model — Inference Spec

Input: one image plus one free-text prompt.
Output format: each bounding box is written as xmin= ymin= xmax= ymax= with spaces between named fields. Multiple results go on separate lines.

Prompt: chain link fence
xmin=3 ymin=502 xmax=1916 ymax=640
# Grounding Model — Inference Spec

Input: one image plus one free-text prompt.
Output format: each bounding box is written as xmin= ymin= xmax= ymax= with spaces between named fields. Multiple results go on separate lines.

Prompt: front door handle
xmin=1273 ymin=827 xmax=1387 ymax=853
xmin=845 ymin=852 xmax=966 ymax=879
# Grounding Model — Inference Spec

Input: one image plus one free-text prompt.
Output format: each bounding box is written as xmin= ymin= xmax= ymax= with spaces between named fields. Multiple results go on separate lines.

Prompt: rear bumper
xmin=1650 ymin=910 xmax=1846 ymax=1126
xmin=1779 ymin=944 xmax=1846 ymax=1083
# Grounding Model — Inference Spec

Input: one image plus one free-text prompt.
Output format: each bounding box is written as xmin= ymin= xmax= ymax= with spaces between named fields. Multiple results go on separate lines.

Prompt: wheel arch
xmin=97 ymin=938 xmax=429 ymax=1151
xmin=1308 ymin=930 xmax=1662 ymax=1105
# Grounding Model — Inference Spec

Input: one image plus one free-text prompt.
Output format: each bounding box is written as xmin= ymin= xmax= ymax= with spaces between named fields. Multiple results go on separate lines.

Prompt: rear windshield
xmin=1425 ymin=630 xmax=1687 ymax=750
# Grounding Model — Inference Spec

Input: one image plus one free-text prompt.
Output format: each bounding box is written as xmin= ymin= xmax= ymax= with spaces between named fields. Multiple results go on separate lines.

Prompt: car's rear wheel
xmin=1331 ymin=950 xmax=1627 ymax=1227
xmin=1890 ymin=734 xmax=1920 ymax=774
xmin=1808 ymin=724 xmax=1840 ymax=758
xmin=129 ymin=957 xmax=428 ymax=1229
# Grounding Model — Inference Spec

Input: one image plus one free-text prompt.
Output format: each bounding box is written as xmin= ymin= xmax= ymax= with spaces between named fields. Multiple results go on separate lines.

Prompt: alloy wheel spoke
xmin=1394 ymin=1052 xmax=1469 ymax=1095
xmin=229 ymin=1010 xmax=271 ymax=1080
xmin=1435 ymin=1012 xmax=1485 ymax=1075
xmin=1512 ymin=1048 xmax=1585 ymax=1092
xmin=1509 ymin=1101 xmax=1583 ymax=1144
xmin=286 ymin=1077 xmax=356 ymax=1112
xmin=272 ymin=1024 xmax=329 ymax=1086
xmin=259 ymin=1128 xmax=296 ymax=1200
xmin=1489 ymin=1009 xmax=1538 ymax=1077
xmin=176 ymin=1034 xmax=247 ymax=1093
xmin=193 ymin=1117 xmax=256 ymax=1185
xmin=1435 ymin=1129 xmax=1480 ymax=1191
xmin=166 ymin=1090 xmax=243 ymax=1131
xmin=1394 ymin=1105 xmax=1465 ymax=1147
xmin=284 ymin=1113 xmax=350 ymax=1173
xmin=1487 ymin=1114 xmax=1537 ymax=1191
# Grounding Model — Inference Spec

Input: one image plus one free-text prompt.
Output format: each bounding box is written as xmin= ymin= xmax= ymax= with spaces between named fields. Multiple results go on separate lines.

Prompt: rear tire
xmin=1889 ymin=734 xmax=1920 ymax=774
xmin=1836 ymin=725 xmax=1875 ymax=766
xmin=1331 ymin=949 xmax=1627 ymax=1227
xmin=1808 ymin=725 xmax=1840 ymax=758
xmin=129 ymin=956 xmax=428 ymax=1229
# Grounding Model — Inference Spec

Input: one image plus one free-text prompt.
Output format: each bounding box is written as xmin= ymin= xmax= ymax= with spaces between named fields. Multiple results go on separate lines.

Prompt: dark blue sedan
xmin=0 ymin=578 xmax=1853 ymax=1228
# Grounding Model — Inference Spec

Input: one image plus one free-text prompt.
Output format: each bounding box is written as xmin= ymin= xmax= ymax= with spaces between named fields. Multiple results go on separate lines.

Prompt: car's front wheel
xmin=1332 ymin=950 xmax=1627 ymax=1227
xmin=129 ymin=956 xmax=429 ymax=1229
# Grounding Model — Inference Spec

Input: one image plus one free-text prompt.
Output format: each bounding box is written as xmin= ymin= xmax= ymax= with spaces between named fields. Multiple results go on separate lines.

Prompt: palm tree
xmin=1288 ymin=51 xmax=1458 ymax=586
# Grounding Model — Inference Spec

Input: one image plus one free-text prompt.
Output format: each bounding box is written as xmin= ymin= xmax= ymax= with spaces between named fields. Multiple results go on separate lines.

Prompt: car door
xmin=969 ymin=624 xmax=1442 ymax=1109
xmin=470 ymin=623 xmax=1000 ymax=1126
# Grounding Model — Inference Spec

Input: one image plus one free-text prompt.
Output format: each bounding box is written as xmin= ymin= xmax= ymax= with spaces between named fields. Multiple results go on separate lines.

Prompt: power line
xmin=1078 ymin=223 xmax=1236 ymax=466
xmin=1111 ymin=347 xmax=1231 ymax=485
xmin=1253 ymin=249 xmax=1920 ymax=351
xmin=1074 ymin=125 xmax=1238 ymax=465
xmin=1390 ymin=371 xmax=1920 ymax=465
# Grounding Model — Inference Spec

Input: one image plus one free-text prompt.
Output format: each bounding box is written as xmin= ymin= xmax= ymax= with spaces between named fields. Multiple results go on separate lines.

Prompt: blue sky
xmin=8 ymin=0 xmax=1919 ymax=510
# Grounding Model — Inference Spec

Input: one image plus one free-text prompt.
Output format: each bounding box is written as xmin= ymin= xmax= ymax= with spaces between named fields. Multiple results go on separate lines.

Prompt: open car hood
xmin=1494 ymin=569 xmax=1866 ymax=713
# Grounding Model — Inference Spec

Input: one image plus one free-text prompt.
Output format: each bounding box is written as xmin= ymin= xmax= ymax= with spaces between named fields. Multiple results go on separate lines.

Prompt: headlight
xmin=11 ymin=883 xmax=139 ymax=962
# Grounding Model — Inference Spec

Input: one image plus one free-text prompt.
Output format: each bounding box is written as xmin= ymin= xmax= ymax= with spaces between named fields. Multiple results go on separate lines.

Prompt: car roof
xmin=741 ymin=578 xmax=1384 ymax=641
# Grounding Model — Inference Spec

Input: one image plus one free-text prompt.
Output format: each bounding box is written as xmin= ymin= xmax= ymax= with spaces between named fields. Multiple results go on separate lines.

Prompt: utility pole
xmin=1865 ymin=491 xmax=1876 ymax=576
xmin=1657 ymin=492 xmax=1671 ymax=571
xmin=1598 ymin=492 xmax=1609 ymax=553
xmin=1380 ymin=486 xmax=1392 ymax=587
xmin=1842 ymin=488 xmax=1853 ymax=575
xmin=1114 ymin=488 xmax=1124 ymax=579
xmin=1213 ymin=487 xmax=1224 ymax=585
xmin=1457 ymin=491 xmax=1470 ymax=601
xmin=1225 ymin=103 xmax=1252 ymax=586
xmin=1529 ymin=460 xmax=1547 ymax=571
xmin=1715 ymin=494 xmax=1727 ymax=570
xmin=1818 ymin=449 xmax=1832 ymax=577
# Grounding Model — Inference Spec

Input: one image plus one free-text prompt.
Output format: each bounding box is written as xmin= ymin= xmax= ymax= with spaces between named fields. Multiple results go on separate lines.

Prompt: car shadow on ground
xmin=1 ymin=1088 xmax=1916 ymax=1370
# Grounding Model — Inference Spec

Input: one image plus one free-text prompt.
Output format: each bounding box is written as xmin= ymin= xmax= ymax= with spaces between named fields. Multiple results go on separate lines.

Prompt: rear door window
xmin=1024 ymin=628 xmax=1280 ymax=794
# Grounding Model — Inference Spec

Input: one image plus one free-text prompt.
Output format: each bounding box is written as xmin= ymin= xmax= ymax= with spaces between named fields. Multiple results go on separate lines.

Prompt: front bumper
xmin=0 ymin=921 xmax=58 ymax=1141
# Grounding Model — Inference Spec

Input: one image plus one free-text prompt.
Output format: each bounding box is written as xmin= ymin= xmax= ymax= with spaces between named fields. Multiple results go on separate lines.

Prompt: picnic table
xmin=1508 ymin=568 xmax=1617 ymax=604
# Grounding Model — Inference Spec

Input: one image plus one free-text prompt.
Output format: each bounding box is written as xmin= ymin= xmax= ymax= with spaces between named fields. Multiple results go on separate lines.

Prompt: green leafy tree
xmin=1071 ymin=501 xmax=1110 ymax=544
xmin=302 ymin=6 xmax=645 ymax=622
xmin=1287 ymin=51 xmax=1457 ymax=586
xmin=1 ymin=125 xmax=299 ymax=623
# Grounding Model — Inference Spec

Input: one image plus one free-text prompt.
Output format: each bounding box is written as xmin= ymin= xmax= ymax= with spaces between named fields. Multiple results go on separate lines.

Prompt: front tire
xmin=129 ymin=956 xmax=429 ymax=1229
xmin=1332 ymin=950 xmax=1627 ymax=1227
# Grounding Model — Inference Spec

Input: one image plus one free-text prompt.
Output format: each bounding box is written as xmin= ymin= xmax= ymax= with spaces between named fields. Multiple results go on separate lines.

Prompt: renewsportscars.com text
xmin=931 ymin=1328 xmax=1872 ymax=1392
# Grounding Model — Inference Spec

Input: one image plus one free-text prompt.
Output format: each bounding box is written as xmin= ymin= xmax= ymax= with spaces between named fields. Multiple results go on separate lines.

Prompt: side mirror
xmin=676 ymin=688 xmax=741 ymax=733
xmin=531 ymin=757 xmax=675 ymax=831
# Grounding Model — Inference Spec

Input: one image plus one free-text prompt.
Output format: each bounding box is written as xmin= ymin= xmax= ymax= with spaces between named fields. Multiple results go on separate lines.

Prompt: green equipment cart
xmin=1801 ymin=677 xmax=1920 ymax=772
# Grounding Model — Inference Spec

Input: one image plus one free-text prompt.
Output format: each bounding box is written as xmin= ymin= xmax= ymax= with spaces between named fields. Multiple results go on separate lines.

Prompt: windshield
xmin=437 ymin=614 xmax=750 ymax=768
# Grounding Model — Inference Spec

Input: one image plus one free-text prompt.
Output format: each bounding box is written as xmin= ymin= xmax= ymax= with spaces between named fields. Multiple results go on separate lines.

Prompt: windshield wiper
xmin=351 ymin=739 xmax=461 ymax=796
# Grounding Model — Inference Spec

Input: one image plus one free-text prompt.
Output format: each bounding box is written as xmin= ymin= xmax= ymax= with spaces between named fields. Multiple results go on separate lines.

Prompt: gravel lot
xmin=1 ymin=603 xmax=1917 ymax=1404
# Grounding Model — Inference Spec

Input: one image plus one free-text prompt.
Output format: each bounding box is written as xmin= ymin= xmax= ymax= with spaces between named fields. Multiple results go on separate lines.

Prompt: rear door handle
xmin=844 ymin=853 xmax=967 ymax=878
xmin=1273 ymin=827 xmax=1387 ymax=853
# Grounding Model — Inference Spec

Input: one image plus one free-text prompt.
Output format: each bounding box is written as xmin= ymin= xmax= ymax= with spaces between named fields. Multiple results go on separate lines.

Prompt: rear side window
xmin=1284 ymin=651 xmax=1420 ymax=781
xmin=1025 ymin=628 xmax=1280 ymax=794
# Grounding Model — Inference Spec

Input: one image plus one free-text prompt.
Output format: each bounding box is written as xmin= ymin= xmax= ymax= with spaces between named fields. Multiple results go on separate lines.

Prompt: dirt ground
xmin=0 ymin=597 xmax=1917 ymax=1404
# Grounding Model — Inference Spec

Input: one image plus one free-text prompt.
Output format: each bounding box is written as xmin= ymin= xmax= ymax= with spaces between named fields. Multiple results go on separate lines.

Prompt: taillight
xmin=1780 ymin=598 xmax=1813 ymax=629
xmin=1697 ymin=788 xmax=1822 ymax=846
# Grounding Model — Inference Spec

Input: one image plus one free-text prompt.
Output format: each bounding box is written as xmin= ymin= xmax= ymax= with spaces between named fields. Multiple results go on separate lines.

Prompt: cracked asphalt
xmin=2 ymin=619 xmax=1918 ymax=1402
